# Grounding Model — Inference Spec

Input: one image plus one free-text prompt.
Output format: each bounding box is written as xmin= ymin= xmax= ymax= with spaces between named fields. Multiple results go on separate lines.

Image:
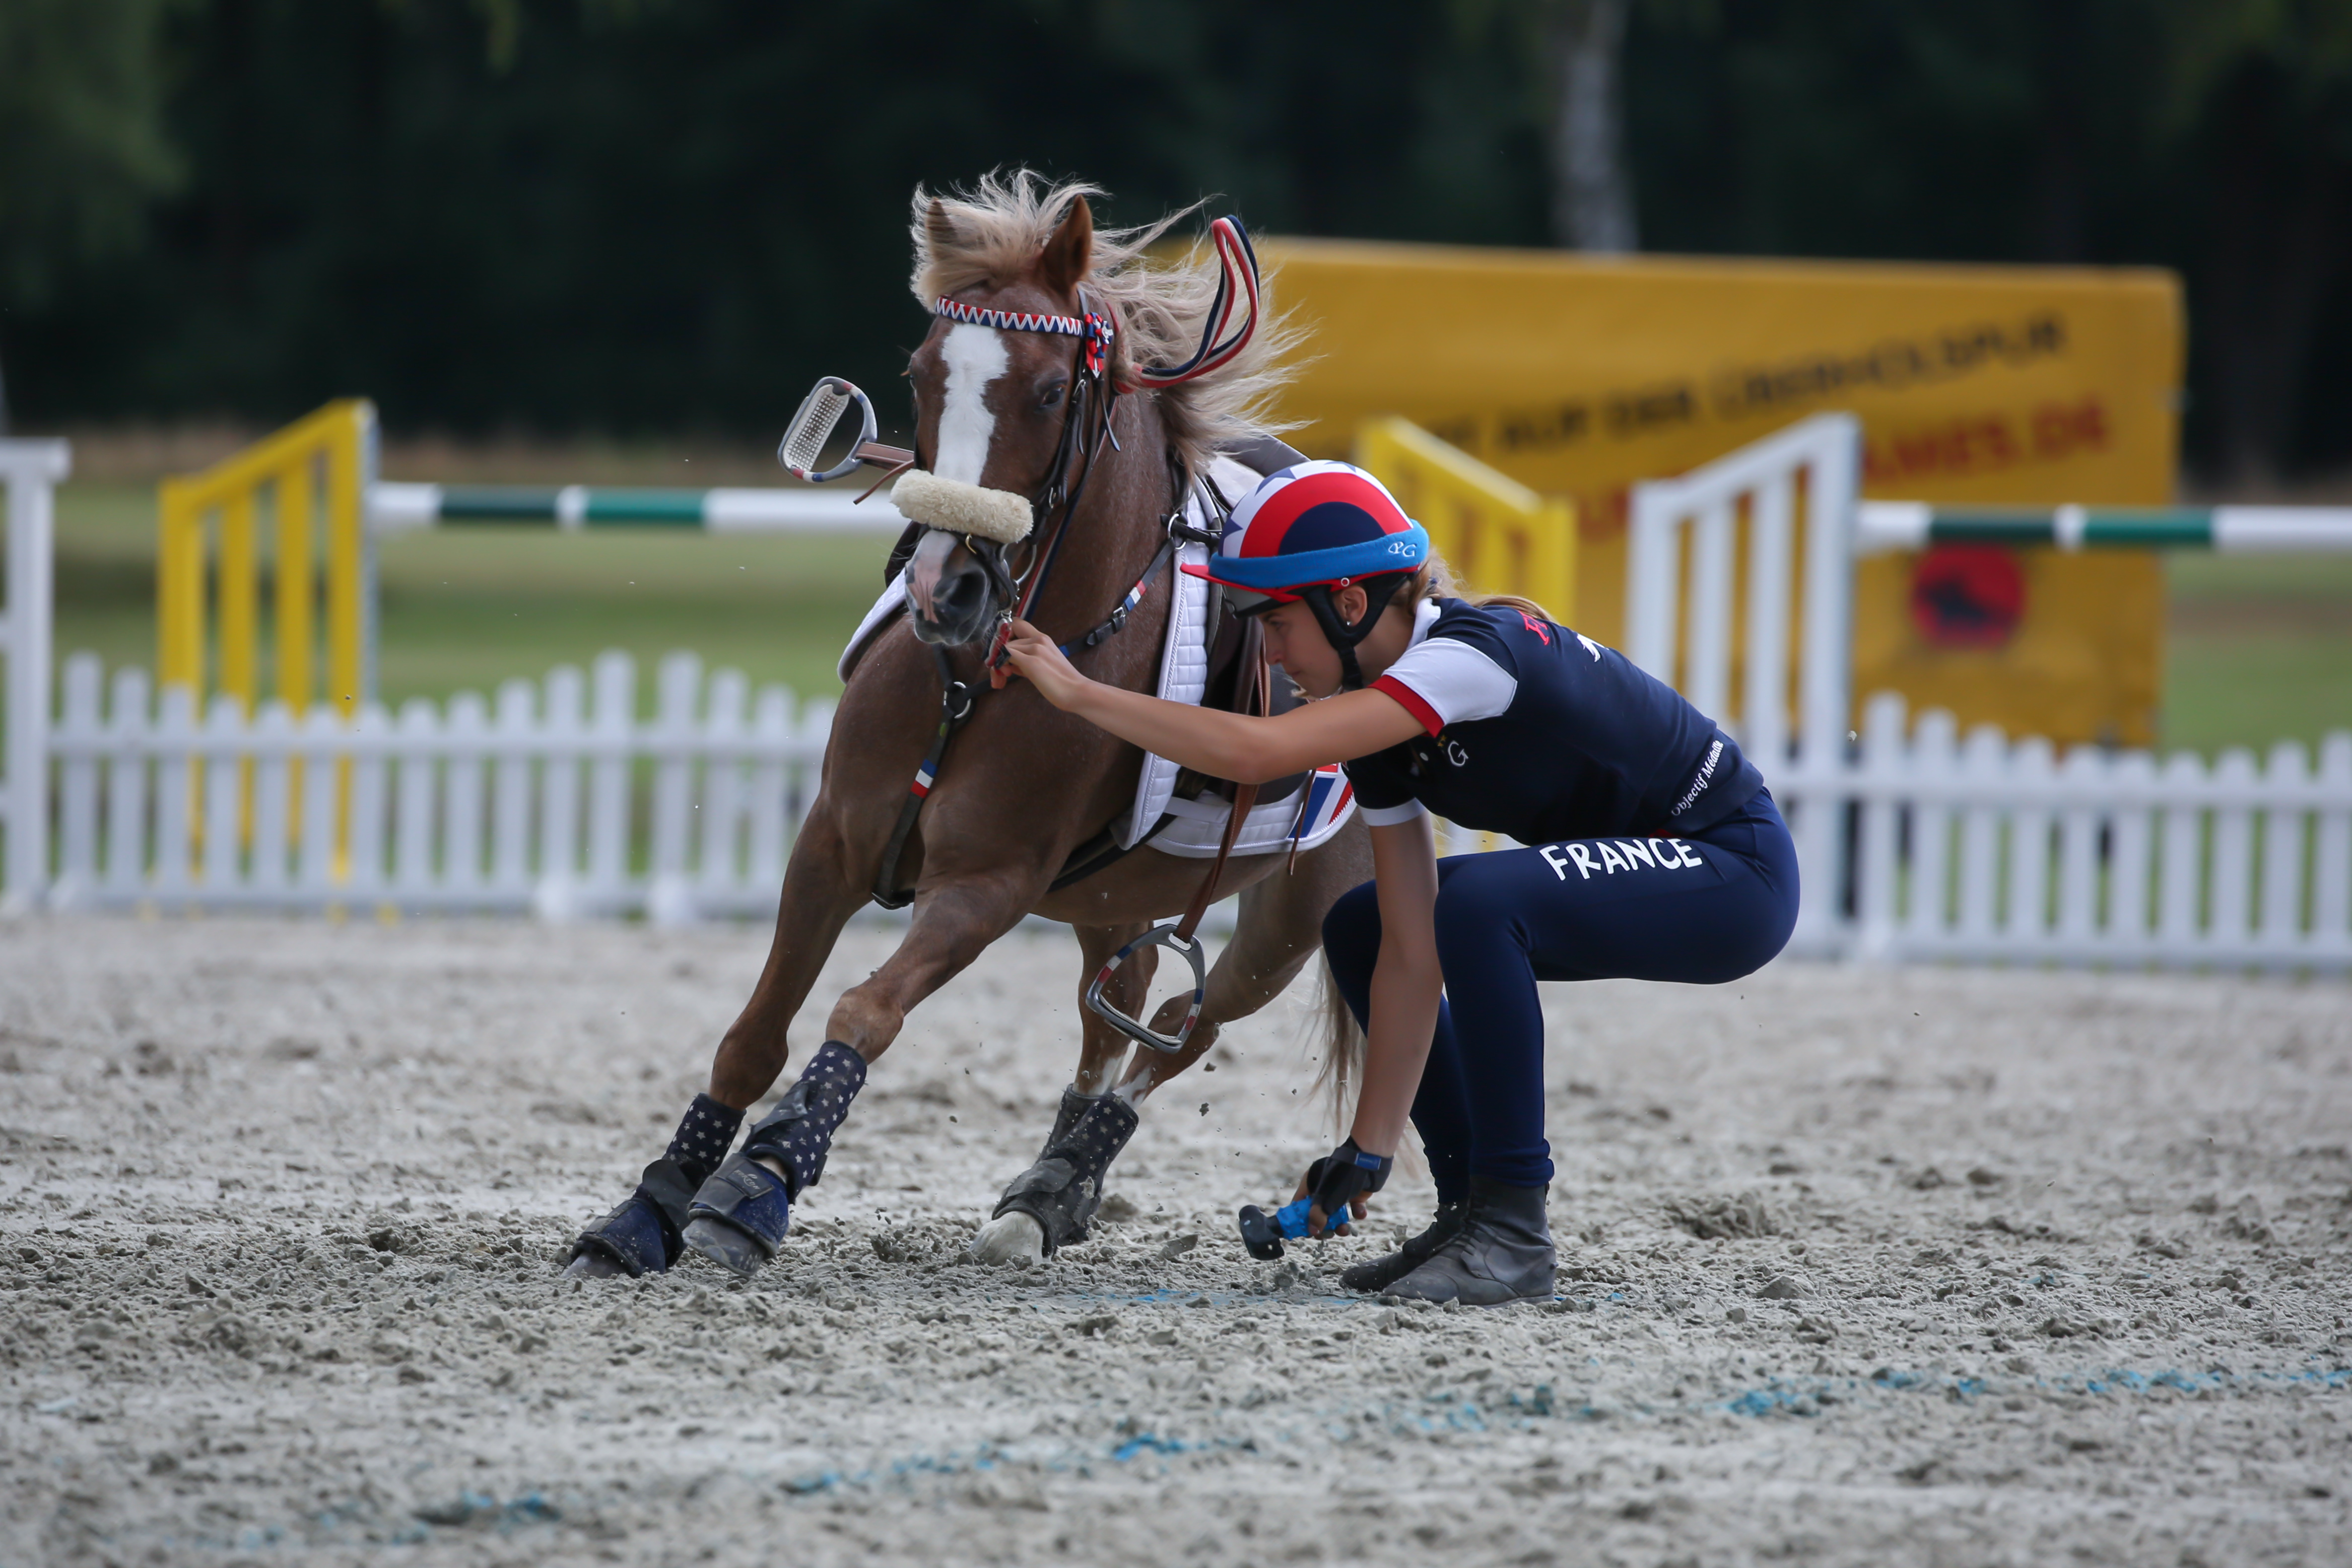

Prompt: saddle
xmin=1173 ymin=572 xmax=1309 ymax=811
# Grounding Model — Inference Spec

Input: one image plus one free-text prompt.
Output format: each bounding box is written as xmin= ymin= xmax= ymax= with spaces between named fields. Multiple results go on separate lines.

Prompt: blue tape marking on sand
xmin=1112 ymin=1433 xmax=1188 ymax=1462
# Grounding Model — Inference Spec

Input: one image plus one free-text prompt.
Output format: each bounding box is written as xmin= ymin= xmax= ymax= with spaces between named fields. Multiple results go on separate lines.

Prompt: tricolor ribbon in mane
xmin=928 ymin=214 xmax=1262 ymax=390
xmin=1131 ymin=215 xmax=1261 ymax=389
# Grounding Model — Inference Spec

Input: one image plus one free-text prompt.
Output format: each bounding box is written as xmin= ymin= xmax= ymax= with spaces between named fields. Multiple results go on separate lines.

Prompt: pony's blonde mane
xmin=909 ymin=169 xmax=1303 ymax=473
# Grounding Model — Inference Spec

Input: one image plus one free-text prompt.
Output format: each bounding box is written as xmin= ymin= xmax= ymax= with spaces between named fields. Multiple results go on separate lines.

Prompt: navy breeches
xmin=1321 ymin=790 xmax=1799 ymax=1194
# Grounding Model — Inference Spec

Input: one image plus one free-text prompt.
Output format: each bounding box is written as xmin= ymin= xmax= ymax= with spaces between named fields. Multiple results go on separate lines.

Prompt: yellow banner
xmin=1261 ymin=239 xmax=2183 ymax=745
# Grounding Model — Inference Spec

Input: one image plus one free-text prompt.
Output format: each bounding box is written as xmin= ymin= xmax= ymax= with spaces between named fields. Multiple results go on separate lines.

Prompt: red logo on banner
xmin=1910 ymin=546 xmax=2026 ymax=650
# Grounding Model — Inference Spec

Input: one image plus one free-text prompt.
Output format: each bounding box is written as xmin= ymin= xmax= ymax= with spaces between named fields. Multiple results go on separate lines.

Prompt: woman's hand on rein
xmin=1000 ymin=619 xmax=1091 ymax=709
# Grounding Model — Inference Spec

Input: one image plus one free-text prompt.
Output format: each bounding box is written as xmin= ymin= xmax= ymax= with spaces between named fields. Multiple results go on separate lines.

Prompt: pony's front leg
xmin=679 ymin=871 xmax=1039 ymax=1277
xmin=969 ymin=921 xmax=1156 ymax=1264
xmin=565 ymin=813 xmax=868 ymax=1281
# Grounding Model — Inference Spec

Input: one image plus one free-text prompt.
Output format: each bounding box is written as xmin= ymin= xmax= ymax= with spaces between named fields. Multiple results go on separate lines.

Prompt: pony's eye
xmin=1040 ymin=383 xmax=1067 ymax=410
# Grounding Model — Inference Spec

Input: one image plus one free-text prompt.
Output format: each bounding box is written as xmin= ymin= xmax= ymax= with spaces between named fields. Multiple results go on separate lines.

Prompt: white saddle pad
xmin=835 ymin=455 xmax=1357 ymax=860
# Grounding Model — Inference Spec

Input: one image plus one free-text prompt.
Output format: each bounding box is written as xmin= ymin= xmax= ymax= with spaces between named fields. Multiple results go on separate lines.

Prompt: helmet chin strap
xmin=1300 ymin=574 xmax=1411 ymax=692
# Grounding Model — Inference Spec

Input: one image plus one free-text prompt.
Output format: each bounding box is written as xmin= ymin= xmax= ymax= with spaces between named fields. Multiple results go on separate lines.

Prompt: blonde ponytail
xmin=1397 ymin=551 xmax=1557 ymax=624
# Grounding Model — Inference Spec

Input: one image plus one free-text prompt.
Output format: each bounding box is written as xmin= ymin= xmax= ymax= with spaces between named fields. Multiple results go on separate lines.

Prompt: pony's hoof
xmin=969 ymin=1211 xmax=1047 ymax=1266
xmin=564 ymin=1250 xmax=630 ymax=1280
xmin=681 ymin=1153 xmax=791 ymax=1278
xmin=681 ymin=1216 xmax=770 ymax=1277
xmin=567 ymin=1187 xmax=681 ymax=1279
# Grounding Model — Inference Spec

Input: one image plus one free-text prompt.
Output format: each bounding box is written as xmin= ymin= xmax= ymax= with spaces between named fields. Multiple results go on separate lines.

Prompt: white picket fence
xmin=1625 ymin=412 xmax=2352 ymax=971
xmin=47 ymin=650 xmax=832 ymax=923
xmin=1627 ymin=413 xmax=1858 ymax=955
xmin=1812 ymin=693 xmax=2352 ymax=970
xmin=12 ymin=424 xmax=2352 ymax=970
xmin=2 ymin=439 xmax=66 ymax=913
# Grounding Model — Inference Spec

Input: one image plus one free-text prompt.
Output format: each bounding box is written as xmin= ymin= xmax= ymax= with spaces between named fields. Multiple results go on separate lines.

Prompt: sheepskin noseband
xmin=890 ymin=469 xmax=1033 ymax=546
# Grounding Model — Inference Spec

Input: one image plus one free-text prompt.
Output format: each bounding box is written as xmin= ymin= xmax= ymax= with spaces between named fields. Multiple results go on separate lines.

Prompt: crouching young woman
xmin=1000 ymin=461 xmax=1798 ymax=1305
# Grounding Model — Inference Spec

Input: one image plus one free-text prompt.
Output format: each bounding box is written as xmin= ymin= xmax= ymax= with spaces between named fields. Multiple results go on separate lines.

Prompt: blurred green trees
xmin=3 ymin=0 xmax=2349 ymax=482
xmin=0 ymin=0 xmax=179 ymax=430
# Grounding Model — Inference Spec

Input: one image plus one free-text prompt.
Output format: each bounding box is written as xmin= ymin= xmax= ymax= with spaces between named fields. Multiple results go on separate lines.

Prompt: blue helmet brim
xmin=1178 ymin=524 xmax=1431 ymax=597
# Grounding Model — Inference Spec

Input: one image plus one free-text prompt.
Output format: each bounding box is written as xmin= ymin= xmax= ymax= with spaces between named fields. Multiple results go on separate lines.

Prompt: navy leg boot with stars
xmin=681 ymin=1041 xmax=866 ymax=1277
xmin=565 ymin=1094 xmax=745 ymax=1278
xmin=987 ymin=1093 xmax=1139 ymax=1258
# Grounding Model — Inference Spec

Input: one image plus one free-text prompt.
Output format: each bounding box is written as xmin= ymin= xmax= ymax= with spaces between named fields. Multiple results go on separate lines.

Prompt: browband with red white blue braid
xmin=932 ymin=297 xmax=1116 ymax=377
xmin=928 ymin=214 xmax=1262 ymax=391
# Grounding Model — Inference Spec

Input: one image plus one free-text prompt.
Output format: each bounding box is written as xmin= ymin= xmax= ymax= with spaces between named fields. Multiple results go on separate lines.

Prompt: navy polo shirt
xmin=1347 ymin=597 xmax=1765 ymax=845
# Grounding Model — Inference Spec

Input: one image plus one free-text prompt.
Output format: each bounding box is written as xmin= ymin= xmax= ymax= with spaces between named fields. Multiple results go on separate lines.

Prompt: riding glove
xmin=1301 ymin=1138 xmax=1393 ymax=1235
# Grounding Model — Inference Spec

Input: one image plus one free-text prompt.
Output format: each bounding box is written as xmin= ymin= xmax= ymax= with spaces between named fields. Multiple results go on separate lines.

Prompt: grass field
xmin=43 ymin=479 xmax=2352 ymax=757
xmin=49 ymin=481 xmax=893 ymax=709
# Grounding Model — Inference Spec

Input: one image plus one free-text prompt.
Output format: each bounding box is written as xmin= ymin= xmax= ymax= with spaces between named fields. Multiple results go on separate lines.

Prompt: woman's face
xmin=1255 ymin=586 xmax=1368 ymax=699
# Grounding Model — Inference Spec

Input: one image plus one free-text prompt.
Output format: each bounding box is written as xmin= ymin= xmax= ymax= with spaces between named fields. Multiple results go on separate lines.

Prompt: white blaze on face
xmin=934 ymin=323 xmax=1009 ymax=486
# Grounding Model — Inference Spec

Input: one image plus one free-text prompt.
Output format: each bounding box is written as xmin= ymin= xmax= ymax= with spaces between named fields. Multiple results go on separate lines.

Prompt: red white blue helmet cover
xmin=1181 ymin=461 xmax=1430 ymax=601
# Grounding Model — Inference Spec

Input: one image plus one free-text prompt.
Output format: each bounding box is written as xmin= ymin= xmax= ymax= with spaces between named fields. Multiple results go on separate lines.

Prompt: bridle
xmin=782 ymin=215 xmax=1268 ymax=1053
xmin=936 ymin=287 xmax=1122 ymax=690
xmin=925 ymin=214 xmax=1263 ymax=688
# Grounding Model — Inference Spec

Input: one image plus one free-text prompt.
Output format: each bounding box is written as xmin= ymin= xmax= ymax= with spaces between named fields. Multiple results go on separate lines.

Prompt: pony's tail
xmin=1310 ymin=952 xmax=1366 ymax=1138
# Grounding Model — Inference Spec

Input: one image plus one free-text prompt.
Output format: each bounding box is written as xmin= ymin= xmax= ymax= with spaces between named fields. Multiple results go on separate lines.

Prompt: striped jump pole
xmin=368 ymin=484 xmax=907 ymax=534
xmin=1857 ymin=503 xmax=2352 ymax=555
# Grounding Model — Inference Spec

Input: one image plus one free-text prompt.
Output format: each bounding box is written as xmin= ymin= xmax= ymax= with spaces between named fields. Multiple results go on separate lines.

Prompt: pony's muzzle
xmin=905 ymin=528 xmax=1002 ymax=646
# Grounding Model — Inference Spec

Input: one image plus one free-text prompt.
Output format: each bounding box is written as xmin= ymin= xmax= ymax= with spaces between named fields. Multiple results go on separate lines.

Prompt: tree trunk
xmin=1552 ymin=0 xmax=1637 ymax=254
xmin=2031 ymin=0 xmax=2090 ymax=261
xmin=2202 ymin=67 xmax=2352 ymax=487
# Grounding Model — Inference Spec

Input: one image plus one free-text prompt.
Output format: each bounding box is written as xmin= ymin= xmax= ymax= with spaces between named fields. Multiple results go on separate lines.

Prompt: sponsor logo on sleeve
xmin=1668 ymin=737 xmax=1724 ymax=819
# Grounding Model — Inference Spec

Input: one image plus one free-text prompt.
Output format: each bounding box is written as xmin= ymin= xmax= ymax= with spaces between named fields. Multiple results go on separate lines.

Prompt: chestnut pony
xmin=567 ymin=172 xmax=1369 ymax=1273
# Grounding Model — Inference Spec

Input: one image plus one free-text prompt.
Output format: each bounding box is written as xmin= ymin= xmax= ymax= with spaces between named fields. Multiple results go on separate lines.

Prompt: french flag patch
xmin=910 ymin=760 xmax=938 ymax=799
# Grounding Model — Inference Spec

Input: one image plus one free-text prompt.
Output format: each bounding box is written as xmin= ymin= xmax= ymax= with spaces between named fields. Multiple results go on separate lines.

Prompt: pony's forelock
xmin=909 ymin=168 xmax=1303 ymax=474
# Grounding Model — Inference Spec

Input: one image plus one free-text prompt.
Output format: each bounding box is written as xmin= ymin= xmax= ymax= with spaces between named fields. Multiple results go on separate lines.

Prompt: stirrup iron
xmin=777 ymin=376 xmax=911 ymax=483
xmin=1084 ymin=923 xmax=1206 ymax=1055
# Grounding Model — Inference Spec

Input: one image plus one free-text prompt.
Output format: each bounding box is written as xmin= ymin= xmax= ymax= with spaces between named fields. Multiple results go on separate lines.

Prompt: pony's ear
xmin=924 ymin=197 xmax=957 ymax=256
xmin=1036 ymin=196 xmax=1094 ymax=295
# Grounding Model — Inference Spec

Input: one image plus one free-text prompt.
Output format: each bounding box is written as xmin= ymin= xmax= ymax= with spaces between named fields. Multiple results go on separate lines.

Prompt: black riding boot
xmin=1381 ymin=1177 xmax=1555 ymax=1306
xmin=1338 ymin=1199 xmax=1468 ymax=1294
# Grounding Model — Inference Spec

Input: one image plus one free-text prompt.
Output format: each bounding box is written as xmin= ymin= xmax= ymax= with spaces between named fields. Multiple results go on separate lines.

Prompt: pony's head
xmin=895 ymin=170 xmax=1295 ymax=646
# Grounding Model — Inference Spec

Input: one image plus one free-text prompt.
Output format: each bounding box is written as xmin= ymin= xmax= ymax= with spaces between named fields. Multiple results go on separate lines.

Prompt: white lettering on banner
xmin=1596 ymin=842 xmax=1630 ymax=873
xmin=1670 ymin=839 xmax=1704 ymax=867
xmin=1566 ymin=844 xmax=1599 ymax=879
xmin=1577 ymin=633 xmax=1604 ymax=662
xmin=1618 ymin=839 xmax=1657 ymax=870
xmin=1540 ymin=845 xmax=1576 ymax=880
